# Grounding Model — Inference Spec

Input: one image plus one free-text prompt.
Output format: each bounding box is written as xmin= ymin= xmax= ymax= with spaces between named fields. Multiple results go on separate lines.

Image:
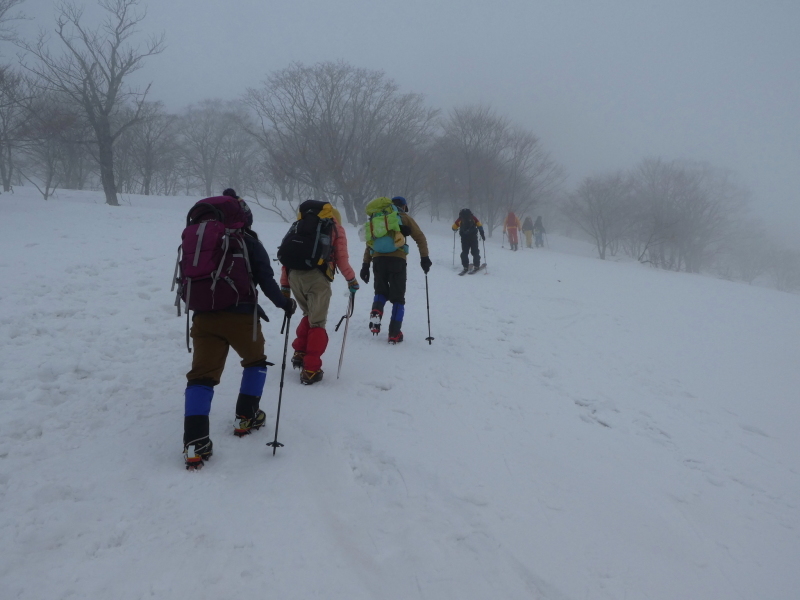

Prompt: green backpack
xmin=364 ymin=197 xmax=405 ymax=254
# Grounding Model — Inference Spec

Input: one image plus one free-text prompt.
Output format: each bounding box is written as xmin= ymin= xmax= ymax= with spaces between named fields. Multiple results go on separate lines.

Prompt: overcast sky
xmin=12 ymin=0 xmax=800 ymax=244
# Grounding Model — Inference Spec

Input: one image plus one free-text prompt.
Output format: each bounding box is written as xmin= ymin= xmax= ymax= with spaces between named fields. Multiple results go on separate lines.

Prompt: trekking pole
xmin=502 ymin=231 xmax=506 ymax=248
xmin=266 ymin=312 xmax=291 ymax=456
xmin=545 ymin=232 xmax=550 ymax=249
xmin=482 ymin=238 xmax=489 ymax=274
xmin=334 ymin=292 xmax=355 ymax=379
xmin=424 ymin=273 xmax=434 ymax=344
xmin=452 ymin=230 xmax=456 ymax=267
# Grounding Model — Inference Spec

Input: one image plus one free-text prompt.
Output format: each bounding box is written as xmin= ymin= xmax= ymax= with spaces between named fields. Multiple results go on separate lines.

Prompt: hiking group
xmin=173 ymin=192 xmax=429 ymax=469
xmin=173 ymin=191 xmax=546 ymax=469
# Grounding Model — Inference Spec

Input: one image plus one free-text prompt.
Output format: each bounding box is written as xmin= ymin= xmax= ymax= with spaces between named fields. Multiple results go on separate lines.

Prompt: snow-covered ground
xmin=1 ymin=187 xmax=798 ymax=600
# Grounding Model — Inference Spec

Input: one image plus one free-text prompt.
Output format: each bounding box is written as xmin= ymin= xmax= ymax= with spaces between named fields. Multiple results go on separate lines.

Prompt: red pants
xmin=506 ymin=228 xmax=519 ymax=246
xmin=292 ymin=316 xmax=329 ymax=371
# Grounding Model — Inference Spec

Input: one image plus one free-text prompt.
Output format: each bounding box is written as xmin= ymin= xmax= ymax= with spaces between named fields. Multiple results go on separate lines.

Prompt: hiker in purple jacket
xmin=181 ymin=188 xmax=296 ymax=469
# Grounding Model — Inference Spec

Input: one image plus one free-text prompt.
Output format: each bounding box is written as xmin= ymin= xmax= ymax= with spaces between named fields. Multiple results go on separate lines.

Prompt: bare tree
xmin=17 ymin=0 xmax=164 ymax=205
xmin=563 ymin=171 xmax=632 ymax=259
xmin=500 ymin=126 xmax=564 ymax=227
xmin=124 ymin=101 xmax=177 ymax=195
xmin=770 ymin=245 xmax=800 ymax=292
xmin=0 ymin=65 xmax=33 ymax=191
xmin=17 ymin=90 xmax=82 ymax=200
xmin=178 ymin=99 xmax=237 ymax=196
xmin=0 ymin=0 xmax=24 ymax=42
xmin=628 ymin=158 xmax=745 ymax=272
xmin=434 ymin=105 xmax=510 ymax=231
xmin=244 ymin=61 xmax=437 ymax=225
xmin=714 ymin=220 xmax=773 ymax=284
xmin=217 ymin=104 xmax=259 ymax=196
xmin=435 ymin=105 xmax=564 ymax=234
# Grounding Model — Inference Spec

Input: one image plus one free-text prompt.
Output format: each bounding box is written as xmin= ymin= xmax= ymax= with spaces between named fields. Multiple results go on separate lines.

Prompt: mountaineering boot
xmin=388 ymin=319 xmax=403 ymax=344
xmin=369 ymin=310 xmax=382 ymax=335
xmin=291 ymin=351 xmax=305 ymax=370
xmin=234 ymin=390 xmax=266 ymax=436
xmin=234 ymin=409 xmax=266 ymax=437
xmin=458 ymin=266 xmax=469 ymax=276
xmin=184 ymin=436 xmax=213 ymax=470
xmin=468 ymin=264 xmax=475 ymax=274
xmin=233 ymin=366 xmax=267 ymax=436
xmin=388 ymin=331 xmax=404 ymax=344
xmin=300 ymin=369 xmax=324 ymax=385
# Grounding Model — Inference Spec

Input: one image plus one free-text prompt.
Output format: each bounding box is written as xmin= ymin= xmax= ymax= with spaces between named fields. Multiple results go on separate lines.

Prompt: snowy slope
xmin=1 ymin=188 xmax=798 ymax=600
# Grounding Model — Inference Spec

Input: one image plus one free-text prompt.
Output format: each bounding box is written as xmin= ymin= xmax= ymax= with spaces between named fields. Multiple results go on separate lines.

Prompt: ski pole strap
xmin=334 ymin=294 xmax=355 ymax=331
xmin=335 ymin=314 xmax=346 ymax=331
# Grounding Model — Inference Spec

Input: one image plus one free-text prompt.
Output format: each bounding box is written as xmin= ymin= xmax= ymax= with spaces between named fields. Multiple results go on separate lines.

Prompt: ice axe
xmin=334 ymin=292 xmax=355 ymax=379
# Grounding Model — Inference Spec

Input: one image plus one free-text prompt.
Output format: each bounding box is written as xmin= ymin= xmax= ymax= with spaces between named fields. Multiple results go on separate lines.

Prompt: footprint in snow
xmin=362 ymin=381 xmax=392 ymax=392
xmin=740 ymin=424 xmax=770 ymax=437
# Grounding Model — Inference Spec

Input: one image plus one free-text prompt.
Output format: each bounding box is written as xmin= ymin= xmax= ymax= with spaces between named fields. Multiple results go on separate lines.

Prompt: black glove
xmin=283 ymin=297 xmax=297 ymax=317
xmin=420 ymin=256 xmax=432 ymax=273
xmin=360 ymin=263 xmax=370 ymax=283
xmin=399 ymin=224 xmax=411 ymax=236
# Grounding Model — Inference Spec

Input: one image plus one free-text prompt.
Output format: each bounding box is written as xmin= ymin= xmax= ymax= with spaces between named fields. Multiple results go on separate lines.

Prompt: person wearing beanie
xmin=182 ymin=187 xmax=296 ymax=469
xmin=360 ymin=195 xmax=431 ymax=344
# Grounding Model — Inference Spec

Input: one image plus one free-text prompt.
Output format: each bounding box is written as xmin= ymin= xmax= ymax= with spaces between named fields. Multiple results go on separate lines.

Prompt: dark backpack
xmin=459 ymin=209 xmax=477 ymax=236
xmin=277 ymin=200 xmax=335 ymax=272
xmin=172 ymin=196 xmax=258 ymax=351
xmin=173 ymin=196 xmax=257 ymax=313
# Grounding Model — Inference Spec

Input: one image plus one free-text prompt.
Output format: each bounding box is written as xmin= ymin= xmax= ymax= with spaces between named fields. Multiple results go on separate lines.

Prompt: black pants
xmin=372 ymin=257 xmax=407 ymax=335
xmin=372 ymin=257 xmax=407 ymax=305
xmin=460 ymin=235 xmax=481 ymax=268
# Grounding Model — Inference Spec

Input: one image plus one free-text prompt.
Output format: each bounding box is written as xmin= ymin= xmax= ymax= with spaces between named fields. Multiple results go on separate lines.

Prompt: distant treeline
xmin=1 ymin=0 xmax=796 ymax=291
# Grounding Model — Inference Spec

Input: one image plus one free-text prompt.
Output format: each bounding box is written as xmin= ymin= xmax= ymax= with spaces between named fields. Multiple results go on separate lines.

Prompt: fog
xmin=11 ymin=0 xmax=800 ymax=244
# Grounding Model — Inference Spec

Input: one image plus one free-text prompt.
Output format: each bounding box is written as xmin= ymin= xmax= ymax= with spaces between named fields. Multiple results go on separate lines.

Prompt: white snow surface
xmin=1 ymin=188 xmax=798 ymax=600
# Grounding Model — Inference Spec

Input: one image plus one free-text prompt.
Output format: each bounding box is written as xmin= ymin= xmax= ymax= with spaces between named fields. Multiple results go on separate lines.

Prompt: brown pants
xmin=288 ymin=268 xmax=333 ymax=328
xmin=187 ymin=311 xmax=266 ymax=385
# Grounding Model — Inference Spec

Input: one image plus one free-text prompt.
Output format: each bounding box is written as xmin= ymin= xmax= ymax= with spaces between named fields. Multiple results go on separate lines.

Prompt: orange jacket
xmin=503 ymin=212 xmax=521 ymax=232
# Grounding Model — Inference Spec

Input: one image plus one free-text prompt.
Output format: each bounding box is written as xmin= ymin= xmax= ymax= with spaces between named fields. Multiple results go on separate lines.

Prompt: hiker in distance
xmin=175 ymin=188 xmax=297 ymax=470
xmin=452 ymin=208 xmax=486 ymax=275
xmin=360 ymin=196 xmax=431 ymax=344
xmin=278 ymin=200 xmax=359 ymax=385
xmin=522 ymin=215 xmax=534 ymax=249
xmin=533 ymin=215 xmax=546 ymax=248
xmin=503 ymin=209 xmax=521 ymax=251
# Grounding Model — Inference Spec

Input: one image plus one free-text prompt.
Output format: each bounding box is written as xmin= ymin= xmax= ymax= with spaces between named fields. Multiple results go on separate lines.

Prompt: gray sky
xmin=14 ymin=0 xmax=800 ymax=243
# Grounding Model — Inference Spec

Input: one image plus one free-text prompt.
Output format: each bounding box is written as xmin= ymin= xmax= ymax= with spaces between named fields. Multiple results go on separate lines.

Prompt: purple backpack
xmin=172 ymin=196 xmax=258 ymax=351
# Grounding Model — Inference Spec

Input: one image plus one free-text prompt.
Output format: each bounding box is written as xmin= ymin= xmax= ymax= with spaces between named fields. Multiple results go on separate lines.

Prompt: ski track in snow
xmin=1 ymin=189 xmax=799 ymax=600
